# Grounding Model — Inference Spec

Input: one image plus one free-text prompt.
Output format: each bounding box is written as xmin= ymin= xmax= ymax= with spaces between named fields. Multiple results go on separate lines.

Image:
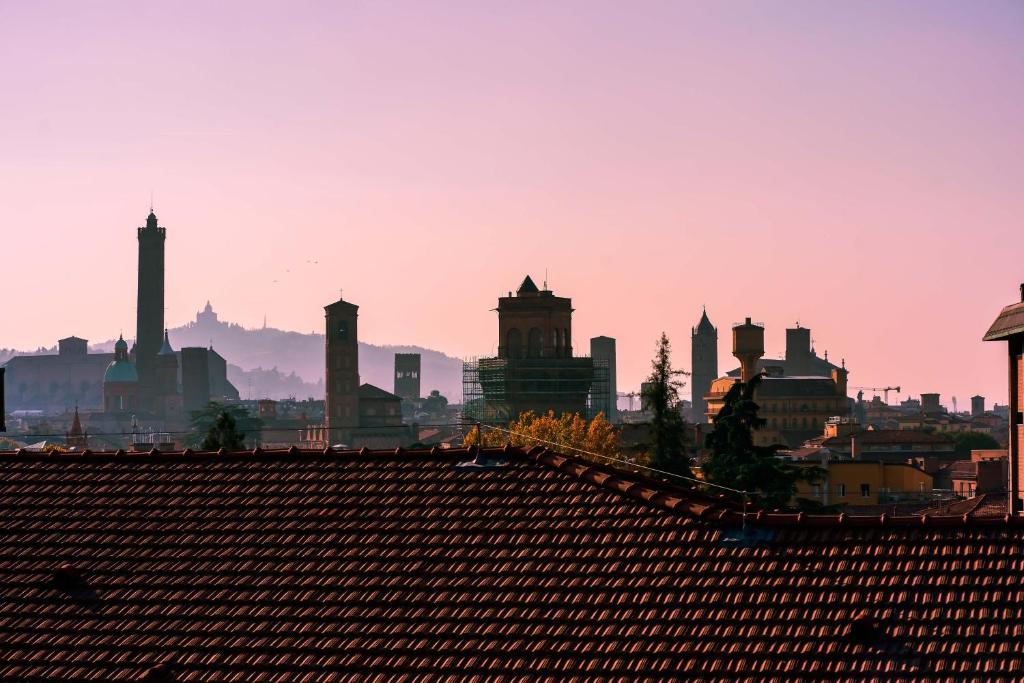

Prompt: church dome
xmin=114 ymin=336 xmax=128 ymax=354
xmin=104 ymin=358 xmax=138 ymax=384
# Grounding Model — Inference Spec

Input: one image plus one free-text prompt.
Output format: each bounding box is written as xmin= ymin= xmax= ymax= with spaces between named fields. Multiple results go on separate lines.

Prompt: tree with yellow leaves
xmin=464 ymin=410 xmax=620 ymax=464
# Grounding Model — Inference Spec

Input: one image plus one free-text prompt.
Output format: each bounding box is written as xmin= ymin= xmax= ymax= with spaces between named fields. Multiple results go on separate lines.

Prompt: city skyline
xmin=3 ymin=1 xmax=1022 ymax=406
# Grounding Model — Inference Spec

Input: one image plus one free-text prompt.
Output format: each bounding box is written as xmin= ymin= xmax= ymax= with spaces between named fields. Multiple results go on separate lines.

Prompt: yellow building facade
xmin=794 ymin=460 xmax=933 ymax=506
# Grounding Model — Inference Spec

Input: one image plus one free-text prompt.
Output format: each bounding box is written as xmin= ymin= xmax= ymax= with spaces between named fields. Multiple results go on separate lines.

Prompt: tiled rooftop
xmin=822 ymin=429 xmax=953 ymax=446
xmin=1 ymin=445 xmax=1022 ymax=681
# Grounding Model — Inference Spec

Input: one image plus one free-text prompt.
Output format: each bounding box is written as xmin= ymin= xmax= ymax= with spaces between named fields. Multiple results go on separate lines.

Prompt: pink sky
xmin=2 ymin=1 xmax=1022 ymax=408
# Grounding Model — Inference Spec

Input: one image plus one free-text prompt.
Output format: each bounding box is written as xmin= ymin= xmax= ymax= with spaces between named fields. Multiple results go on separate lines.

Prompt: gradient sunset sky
xmin=2 ymin=0 xmax=1022 ymax=407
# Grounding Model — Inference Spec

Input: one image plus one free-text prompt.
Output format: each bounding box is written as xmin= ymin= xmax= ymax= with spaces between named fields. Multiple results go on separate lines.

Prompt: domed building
xmin=103 ymin=335 xmax=138 ymax=412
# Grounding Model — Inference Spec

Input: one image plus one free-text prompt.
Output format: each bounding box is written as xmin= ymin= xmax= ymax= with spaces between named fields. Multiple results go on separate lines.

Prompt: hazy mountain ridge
xmin=79 ymin=317 xmax=465 ymax=401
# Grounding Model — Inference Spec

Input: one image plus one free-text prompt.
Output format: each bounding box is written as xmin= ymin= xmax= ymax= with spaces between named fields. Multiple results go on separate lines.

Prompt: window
xmin=837 ymin=484 xmax=846 ymax=497
xmin=811 ymin=484 xmax=821 ymax=499
xmin=507 ymin=328 xmax=522 ymax=358
xmin=337 ymin=322 xmax=348 ymax=341
xmin=860 ymin=483 xmax=870 ymax=499
xmin=528 ymin=327 xmax=543 ymax=358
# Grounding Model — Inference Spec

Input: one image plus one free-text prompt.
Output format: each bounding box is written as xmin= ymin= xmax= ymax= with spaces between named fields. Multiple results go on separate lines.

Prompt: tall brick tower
xmin=325 ymin=297 xmax=360 ymax=439
xmin=136 ymin=209 xmax=166 ymax=410
xmin=690 ymin=308 xmax=718 ymax=422
xmin=497 ymin=275 xmax=573 ymax=359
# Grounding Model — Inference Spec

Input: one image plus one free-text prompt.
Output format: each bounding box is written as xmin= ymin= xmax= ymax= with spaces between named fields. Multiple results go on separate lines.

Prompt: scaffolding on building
xmin=462 ymin=356 xmax=610 ymax=427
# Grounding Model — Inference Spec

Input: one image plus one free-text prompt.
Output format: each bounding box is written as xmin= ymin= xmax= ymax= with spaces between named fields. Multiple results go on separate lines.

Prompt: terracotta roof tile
xmin=0 ymin=446 xmax=1018 ymax=680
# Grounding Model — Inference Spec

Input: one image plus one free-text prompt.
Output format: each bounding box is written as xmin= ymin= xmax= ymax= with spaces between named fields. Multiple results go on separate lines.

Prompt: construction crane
xmin=852 ymin=385 xmax=901 ymax=404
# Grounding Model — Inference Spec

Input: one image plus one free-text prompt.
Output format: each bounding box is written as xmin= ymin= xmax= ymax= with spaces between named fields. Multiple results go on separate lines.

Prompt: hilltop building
xmin=690 ymin=309 xmax=717 ymax=422
xmin=196 ymin=300 xmax=219 ymax=326
xmin=462 ymin=276 xmax=609 ymax=423
xmin=704 ymin=318 xmax=851 ymax=448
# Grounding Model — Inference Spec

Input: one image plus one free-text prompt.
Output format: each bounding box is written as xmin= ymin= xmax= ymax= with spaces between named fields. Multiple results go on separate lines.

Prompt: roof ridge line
xmin=524 ymin=446 xmax=737 ymax=521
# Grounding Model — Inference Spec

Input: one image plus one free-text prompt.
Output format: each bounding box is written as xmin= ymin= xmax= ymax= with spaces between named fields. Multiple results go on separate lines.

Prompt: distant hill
xmin=84 ymin=307 xmax=464 ymax=402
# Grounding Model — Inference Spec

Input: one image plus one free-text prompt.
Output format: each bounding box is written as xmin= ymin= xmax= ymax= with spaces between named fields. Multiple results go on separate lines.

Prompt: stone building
xmin=358 ymin=384 xmax=403 ymax=427
xmin=181 ymin=347 xmax=211 ymax=413
xmin=3 ymin=337 xmax=112 ymax=412
xmin=393 ymin=353 xmax=421 ymax=400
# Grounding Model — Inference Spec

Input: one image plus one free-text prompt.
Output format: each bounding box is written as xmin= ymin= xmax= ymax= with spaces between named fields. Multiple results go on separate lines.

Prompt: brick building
xmin=316 ymin=295 xmax=415 ymax=448
xmin=463 ymin=276 xmax=609 ymax=423
xmin=983 ymin=283 xmax=1024 ymax=513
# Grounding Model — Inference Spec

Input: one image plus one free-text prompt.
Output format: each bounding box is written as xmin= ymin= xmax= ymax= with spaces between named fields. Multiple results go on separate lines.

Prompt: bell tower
xmin=325 ymin=297 xmax=360 ymax=438
xmin=690 ymin=308 xmax=718 ymax=422
xmin=136 ymin=208 xmax=166 ymax=409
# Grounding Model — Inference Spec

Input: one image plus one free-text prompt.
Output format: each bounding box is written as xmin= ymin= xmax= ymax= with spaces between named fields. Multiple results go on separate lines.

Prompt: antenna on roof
xmin=149 ymin=190 xmax=154 ymax=213
xmin=543 ymin=268 xmax=548 ymax=291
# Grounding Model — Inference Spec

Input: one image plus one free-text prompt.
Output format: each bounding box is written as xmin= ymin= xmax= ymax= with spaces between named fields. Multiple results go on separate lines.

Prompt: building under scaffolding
xmin=462 ymin=356 xmax=610 ymax=424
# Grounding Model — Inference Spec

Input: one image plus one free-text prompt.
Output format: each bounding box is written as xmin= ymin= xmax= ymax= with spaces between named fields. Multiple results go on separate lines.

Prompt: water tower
xmin=732 ymin=318 xmax=765 ymax=382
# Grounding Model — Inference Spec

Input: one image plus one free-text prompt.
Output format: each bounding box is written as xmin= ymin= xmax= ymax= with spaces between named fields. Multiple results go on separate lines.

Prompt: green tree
xmin=188 ymin=403 xmax=260 ymax=449
xmin=201 ymin=410 xmax=247 ymax=450
xmin=423 ymin=390 xmax=449 ymax=416
xmin=642 ymin=333 xmax=693 ymax=480
xmin=951 ymin=430 xmax=1000 ymax=457
xmin=703 ymin=375 xmax=819 ymax=509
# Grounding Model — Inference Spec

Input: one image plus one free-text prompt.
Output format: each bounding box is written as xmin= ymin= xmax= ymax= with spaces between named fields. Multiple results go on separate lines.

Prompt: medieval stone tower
xmin=325 ymin=297 xmax=361 ymax=437
xmin=690 ymin=308 xmax=718 ymax=422
xmin=135 ymin=209 xmax=166 ymax=410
